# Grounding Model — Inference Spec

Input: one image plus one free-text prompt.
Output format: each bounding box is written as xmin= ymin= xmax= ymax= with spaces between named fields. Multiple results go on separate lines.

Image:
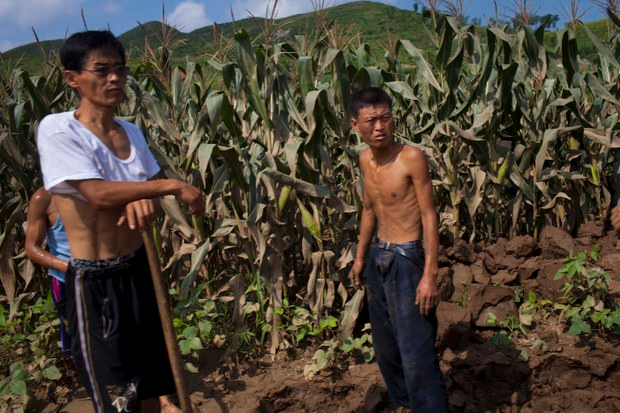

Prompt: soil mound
xmin=38 ymin=225 xmax=620 ymax=412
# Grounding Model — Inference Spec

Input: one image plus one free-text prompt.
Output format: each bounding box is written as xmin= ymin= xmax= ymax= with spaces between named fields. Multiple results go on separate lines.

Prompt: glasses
xmin=81 ymin=65 xmax=130 ymax=77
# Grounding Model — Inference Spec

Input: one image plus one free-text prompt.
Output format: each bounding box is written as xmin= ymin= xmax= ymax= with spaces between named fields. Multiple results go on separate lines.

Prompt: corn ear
xmin=296 ymin=199 xmax=320 ymax=239
xmin=278 ymin=186 xmax=291 ymax=213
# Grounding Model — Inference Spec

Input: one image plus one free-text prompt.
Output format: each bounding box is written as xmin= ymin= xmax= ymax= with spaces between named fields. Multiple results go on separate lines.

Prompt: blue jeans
xmin=365 ymin=242 xmax=448 ymax=412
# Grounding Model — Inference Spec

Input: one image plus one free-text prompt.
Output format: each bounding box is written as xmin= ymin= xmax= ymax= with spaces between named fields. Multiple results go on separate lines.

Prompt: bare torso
xmin=53 ymin=195 xmax=143 ymax=260
xmin=53 ymin=116 xmax=143 ymax=260
xmin=349 ymin=98 xmax=438 ymax=313
xmin=44 ymin=196 xmax=58 ymax=228
xmin=360 ymin=144 xmax=423 ymax=243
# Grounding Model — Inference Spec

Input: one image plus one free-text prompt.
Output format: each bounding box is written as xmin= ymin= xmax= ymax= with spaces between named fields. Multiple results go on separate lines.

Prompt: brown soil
xmin=36 ymin=349 xmax=390 ymax=413
xmin=32 ymin=226 xmax=620 ymax=412
xmin=35 ymin=330 xmax=620 ymax=413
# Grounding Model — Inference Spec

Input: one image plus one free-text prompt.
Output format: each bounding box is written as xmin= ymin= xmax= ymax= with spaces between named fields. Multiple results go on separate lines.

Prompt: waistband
xmin=374 ymin=239 xmax=423 ymax=251
xmin=70 ymin=246 xmax=144 ymax=273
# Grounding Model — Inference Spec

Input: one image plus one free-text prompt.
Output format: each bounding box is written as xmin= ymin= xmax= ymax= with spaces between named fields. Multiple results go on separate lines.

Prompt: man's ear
xmin=63 ymin=70 xmax=79 ymax=89
xmin=350 ymin=117 xmax=358 ymax=132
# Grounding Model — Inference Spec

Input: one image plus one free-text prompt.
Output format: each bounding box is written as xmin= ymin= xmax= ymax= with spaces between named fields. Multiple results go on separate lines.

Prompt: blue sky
xmin=0 ymin=0 xmax=606 ymax=52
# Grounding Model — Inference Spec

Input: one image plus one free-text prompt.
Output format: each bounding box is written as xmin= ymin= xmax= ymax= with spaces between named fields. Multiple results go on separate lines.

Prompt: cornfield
xmin=1 ymin=5 xmax=619 ymax=370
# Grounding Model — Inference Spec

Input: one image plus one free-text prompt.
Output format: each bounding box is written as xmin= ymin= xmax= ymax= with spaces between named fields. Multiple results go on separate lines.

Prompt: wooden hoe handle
xmin=142 ymin=227 xmax=192 ymax=413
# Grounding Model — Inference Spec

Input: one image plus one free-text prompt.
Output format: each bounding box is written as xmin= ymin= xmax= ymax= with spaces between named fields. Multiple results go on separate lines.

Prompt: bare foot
xmin=159 ymin=395 xmax=182 ymax=413
xmin=159 ymin=396 xmax=205 ymax=413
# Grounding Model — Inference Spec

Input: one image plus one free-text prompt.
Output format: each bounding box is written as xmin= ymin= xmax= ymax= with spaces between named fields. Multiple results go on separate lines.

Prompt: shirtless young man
xmin=24 ymin=188 xmax=183 ymax=413
xmin=348 ymin=87 xmax=448 ymax=412
xmin=25 ymin=188 xmax=71 ymax=356
xmin=36 ymin=31 xmax=204 ymax=412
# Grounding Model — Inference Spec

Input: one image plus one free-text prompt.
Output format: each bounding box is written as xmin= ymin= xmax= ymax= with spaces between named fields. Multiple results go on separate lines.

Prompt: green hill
xmin=0 ymin=1 xmax=611 ymax=73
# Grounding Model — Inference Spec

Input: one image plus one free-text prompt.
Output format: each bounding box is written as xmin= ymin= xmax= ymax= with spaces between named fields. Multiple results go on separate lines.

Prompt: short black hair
xmin=350 ymin=87 xmax=392 ymax=119
xmin=60 ymin=30 xmax=126 ymax=71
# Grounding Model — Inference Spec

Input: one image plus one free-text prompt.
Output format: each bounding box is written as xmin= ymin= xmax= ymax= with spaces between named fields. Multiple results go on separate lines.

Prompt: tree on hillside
xmin=536 ymin=13 xmax=560 ymax=28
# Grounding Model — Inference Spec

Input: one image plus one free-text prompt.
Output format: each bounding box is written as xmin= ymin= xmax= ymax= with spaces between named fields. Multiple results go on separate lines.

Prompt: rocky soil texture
xmin=39 ymin=223 xmax=620 ymax=413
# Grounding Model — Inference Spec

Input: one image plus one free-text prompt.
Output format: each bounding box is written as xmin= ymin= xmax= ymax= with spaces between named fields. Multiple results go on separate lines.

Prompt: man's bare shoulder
xmin=29 ymin=188 xmax=52 ymax=210
xmin=400 ymin=144 xmax=429 ymax=167
xmin=399 ymin=144 xmax=425 ymax=161
xmin=399 ymin=144 xmax=431 ymax=181
xmin=359 ymin=148 xmax=372 ymax=161
xmin=358 ymin=148 xmax=372 ymax=170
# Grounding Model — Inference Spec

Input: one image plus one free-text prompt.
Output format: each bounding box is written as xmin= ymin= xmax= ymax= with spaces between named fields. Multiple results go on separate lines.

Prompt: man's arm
xmin=70 ymin=178 xmax=204 ymax=216
xmin=349 ymin=157 xmax=376 ymax=288
xmin=25 ymin=189 xmax=69 ymax=273
xmin=612 ymin=205 xmax=620 ymax=231
xmin=408 ymin=147 xmax=439 ymax=316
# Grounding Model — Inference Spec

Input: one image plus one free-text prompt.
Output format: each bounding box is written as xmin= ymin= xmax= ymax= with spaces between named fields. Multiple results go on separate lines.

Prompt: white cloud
xmin=230 ymin=0 xmax=314 ymax=19
xmin=0 ymin=0 xmax=84 ymax=28
xmin=167 ymin=1 xmax=212 ymax=32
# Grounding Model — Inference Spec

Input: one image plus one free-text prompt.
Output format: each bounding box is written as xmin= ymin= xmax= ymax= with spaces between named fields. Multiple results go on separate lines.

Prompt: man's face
xmin=64 ymin=50 xmax=128 ymax=108
xmin=351 ymin=104 xmax=394 ymax=150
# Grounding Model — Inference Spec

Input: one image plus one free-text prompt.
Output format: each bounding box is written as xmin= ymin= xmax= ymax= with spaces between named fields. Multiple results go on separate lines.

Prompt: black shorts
xmin=64 ymin=246 xmax=175 ymax=412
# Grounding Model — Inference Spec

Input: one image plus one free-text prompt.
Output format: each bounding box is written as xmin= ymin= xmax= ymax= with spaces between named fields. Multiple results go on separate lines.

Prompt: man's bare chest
xmin=98 ymin=132 xmax=131 ymax=160
xmin=365 ymin=168 xmax=413 ymax=203
xmin=81 ymin=122 xmax=131 ymax=160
